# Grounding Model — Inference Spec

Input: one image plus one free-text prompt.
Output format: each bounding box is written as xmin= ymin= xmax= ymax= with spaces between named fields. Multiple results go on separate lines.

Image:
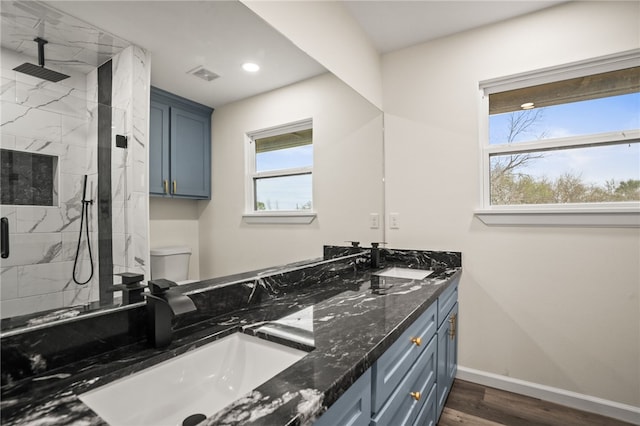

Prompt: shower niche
xmin=0 ymin=149 xmax=59 ymax=207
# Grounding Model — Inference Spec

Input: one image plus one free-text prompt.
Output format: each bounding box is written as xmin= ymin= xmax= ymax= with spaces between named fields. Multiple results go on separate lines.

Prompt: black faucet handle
xmin=371 ymin=242 xmax=387 ymax=248
xmin=148 ymin=279 xmax=177 ymax=295
xmin=118 ymin=272 xmax=144 ymax=287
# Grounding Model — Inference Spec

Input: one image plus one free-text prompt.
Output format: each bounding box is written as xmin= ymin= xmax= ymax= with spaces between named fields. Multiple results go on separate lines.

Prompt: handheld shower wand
xmin=73 ymin=175 xmax=94 ymax=285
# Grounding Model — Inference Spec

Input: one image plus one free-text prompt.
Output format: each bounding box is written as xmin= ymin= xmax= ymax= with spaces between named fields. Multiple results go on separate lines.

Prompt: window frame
xmin=243 ymin=118 xmax=316 ymax=224
xmin=475 ymin=50 xmax=640 ymax=228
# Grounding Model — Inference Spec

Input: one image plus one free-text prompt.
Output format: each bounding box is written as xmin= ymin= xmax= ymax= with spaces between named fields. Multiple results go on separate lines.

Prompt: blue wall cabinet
xmin=150 ymin=87 xmax=213 ymax=199
xmin=149 ymin=101 xmax=169 ymax=196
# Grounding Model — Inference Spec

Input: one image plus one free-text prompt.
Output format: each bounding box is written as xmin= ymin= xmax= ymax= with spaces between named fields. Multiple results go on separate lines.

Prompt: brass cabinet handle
xmin=449 ymin=313 xmax=457 ymax=340
xmin=410 ymin=391 xmax=421 ymax=401
xmin=163 ymin=180 xmax=168 ymax=194
xmin=172 ymin=180 xmax=177 ymax=194
xmin=410 ymin=336 xmax=422 ymax=346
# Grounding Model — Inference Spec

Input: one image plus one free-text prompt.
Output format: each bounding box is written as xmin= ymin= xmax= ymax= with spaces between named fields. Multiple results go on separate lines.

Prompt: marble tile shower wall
xmin=0 ymin=45 xmax=151 ymax=318
xmin=110 ymin=46 xmax=150 ymax=279
xmin=1 ymin=48 xmax=99 ymax=318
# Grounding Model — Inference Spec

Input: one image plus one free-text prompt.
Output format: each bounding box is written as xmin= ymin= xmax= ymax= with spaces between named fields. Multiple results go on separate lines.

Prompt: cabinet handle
xmin=163 ymin=180 xmax=168 ymax=194
xmin=449 ymin=313 xmax=457 ymax=340
xmin=410 ymin=336 xmax=422 ymax=346
xmin=410 ymin=391 xmax=421 ymax=401
xmin=172 ymin=180 xmax=177 ymax=194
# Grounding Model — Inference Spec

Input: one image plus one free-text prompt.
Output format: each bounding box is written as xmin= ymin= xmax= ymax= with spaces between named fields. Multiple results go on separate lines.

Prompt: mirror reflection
xmin=0 ymin=0 xmax=384 ymax=332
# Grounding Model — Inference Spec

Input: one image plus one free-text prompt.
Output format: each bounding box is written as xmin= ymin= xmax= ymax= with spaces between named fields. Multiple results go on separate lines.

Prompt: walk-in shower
xmin=0 ymin=0 xmax=150 ymax=325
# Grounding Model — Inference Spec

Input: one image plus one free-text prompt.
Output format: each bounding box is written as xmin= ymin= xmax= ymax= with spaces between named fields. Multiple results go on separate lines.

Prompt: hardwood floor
xmin=439 ymin=379 xmax=637 ymax=426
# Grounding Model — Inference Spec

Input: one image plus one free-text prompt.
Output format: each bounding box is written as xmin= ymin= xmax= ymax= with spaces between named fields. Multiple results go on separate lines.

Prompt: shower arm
xmin=35 ymin=37 xmax=48 ymax=67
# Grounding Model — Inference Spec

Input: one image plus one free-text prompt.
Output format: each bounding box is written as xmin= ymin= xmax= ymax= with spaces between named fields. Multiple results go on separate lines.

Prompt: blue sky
xmin=489 ymin=93 xmax=640 ymax=185
xmin=255 ymin=145 xmax=313 ymax=210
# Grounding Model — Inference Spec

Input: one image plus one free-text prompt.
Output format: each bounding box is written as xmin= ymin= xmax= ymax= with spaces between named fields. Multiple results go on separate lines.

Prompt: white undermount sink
xmin=373 ymin=267 xmax=434 ymax=280
xmin=79 ymin=333 xmax=307 ymax=426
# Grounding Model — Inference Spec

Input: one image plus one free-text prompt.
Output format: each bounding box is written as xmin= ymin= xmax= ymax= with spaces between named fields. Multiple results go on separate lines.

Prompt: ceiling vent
xmin=188 ymin=66 xmax=219 ymax=82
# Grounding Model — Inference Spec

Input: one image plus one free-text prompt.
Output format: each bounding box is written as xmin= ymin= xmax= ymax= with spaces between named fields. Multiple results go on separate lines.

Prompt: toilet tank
xmin=150 ymin=246 xmax=191 ymax=282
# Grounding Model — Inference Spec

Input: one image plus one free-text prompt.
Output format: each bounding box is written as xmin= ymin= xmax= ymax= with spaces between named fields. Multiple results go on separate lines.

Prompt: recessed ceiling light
xmin=242 ymin=62 xmax=260 ymax=73
xmin=520 ymin=102 xmax=535 ymax=110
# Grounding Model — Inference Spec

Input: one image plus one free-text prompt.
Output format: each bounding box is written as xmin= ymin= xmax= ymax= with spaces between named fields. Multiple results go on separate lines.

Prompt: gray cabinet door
xmin=437 ymin=302 xmax=458 ymax=419
xmin=314 ymin=369 xmax=371 ymax=426
xmin=149 ymin=101 xmax=170 ymax=196
xmin=170 ymin=107 xmax=211 ymax=198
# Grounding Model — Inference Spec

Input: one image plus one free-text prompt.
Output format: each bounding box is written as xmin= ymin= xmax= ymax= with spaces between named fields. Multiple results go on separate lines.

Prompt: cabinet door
xmin=170 ymin=107 xmax=211 ymax=198
xmin=149 ymin=101 xmax=170 ymax=196
xmin=314 ymin=369 xmax=371 ymax=426
xmin=436 ymin=302 xmax=458 ymax=419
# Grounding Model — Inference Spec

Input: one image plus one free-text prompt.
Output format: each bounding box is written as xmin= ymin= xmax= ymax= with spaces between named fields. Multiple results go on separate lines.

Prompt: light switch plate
xmin=389 ymin=212 xmax=400 ymax=229
xmin=370 ymin=213 xmax=380 ymax=229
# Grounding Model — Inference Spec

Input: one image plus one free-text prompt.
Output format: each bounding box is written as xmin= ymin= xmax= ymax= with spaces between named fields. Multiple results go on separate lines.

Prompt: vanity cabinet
xmin=317 ymin=277 xmax=459 ymax=426
xmin=149 ymin=87 xmax=213 ymax=199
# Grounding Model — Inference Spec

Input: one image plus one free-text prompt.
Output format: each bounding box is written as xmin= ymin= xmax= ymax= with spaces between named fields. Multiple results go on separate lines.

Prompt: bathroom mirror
xmin=0 ymin=0 xmax=384 ymax=332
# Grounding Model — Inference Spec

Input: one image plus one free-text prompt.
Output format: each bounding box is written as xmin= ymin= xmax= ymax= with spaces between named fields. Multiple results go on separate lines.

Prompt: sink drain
xmin=182 ymin=413 xmax=207 ymax=426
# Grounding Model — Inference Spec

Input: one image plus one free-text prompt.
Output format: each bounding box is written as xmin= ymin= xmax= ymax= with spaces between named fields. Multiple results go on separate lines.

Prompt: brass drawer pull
xmin=163 ymin=180 xmax=168 ymax=194
xmin=172 ymin=180 xmax=177 ymax=194
xmin=410 ymin=391 xmax=421 ymax=401
xmin=410 ymin=336 xmax=422 ymax=346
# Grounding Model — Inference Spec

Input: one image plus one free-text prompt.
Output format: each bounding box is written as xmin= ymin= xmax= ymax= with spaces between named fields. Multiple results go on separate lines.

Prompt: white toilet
xmin=149 ymin=246 xmax=196 ymax=285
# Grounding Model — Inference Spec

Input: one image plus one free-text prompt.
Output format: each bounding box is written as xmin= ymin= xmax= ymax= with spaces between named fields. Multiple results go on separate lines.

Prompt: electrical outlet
xmin=369 ymin=213 xmax=380 ymax=229
xmin=389 ymin=212 xmax=400 ymax=229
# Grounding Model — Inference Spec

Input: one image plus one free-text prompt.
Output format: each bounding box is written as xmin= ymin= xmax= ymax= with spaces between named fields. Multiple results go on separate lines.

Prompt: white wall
xmin=382 ymin=1 xmax=639 ymax=408
xmin=197 ymin=72 xmax=383 ymax=278
xmin=149 ymin=198 xmax=200 ymax=280
xmin=242 ymin=0 xmax=383 ymax=110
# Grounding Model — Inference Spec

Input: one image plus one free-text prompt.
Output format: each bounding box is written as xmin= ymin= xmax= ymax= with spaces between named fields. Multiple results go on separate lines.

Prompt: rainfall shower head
xmin=13 ymin=38 xmax=70 ymax=83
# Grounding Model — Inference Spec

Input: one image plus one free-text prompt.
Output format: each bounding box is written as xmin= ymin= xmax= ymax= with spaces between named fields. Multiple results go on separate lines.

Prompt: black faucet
xmin=146 ymin=279 xmax=197 ymax=348
xmin=371 ymin=242 xmax=386 ymax=269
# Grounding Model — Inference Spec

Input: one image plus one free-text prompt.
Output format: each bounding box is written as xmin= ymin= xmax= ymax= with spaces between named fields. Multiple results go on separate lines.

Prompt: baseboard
xmin=456 ymin=366 xmax=640 ymax=425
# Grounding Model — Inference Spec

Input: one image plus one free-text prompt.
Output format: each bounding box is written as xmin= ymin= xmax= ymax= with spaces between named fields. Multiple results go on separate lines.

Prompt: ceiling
xmin=9 ymin=1 xmax=565 ymax=108
xmin=344 ymin=1 xmax=566 ymax=53
xmin=45 ymin=1 xmax=326 ymax=108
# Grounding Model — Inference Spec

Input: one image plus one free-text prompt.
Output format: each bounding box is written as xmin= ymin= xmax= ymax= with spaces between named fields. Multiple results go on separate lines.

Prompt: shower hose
xmin=73 ymin=175 xmax=94 ymax=285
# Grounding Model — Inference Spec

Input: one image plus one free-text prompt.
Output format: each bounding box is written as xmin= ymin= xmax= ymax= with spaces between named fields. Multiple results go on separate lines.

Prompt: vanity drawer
xmin=372 ymin=302 xmax=437 ymax=412
xmin=412 ymin=382 xmax=437 ymax=426
xmin=371 ymin=336 xmax=437 ymax=426
xmin=437 ymin=278 xmax=458 ymax=327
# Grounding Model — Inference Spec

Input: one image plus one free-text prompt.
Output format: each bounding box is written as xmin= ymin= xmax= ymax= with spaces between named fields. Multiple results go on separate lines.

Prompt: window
xmin=244 ymin=119 xmax=315 ymax=223
xmin=477 ymin=51 xmax=640 ymax=227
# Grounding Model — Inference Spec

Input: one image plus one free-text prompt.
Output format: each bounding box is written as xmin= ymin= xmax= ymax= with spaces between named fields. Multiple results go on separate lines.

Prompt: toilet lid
xmin=150 ymin=246 xmax=191 ymax=256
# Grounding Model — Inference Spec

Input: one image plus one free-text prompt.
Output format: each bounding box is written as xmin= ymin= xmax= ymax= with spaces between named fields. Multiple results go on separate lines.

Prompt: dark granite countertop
xmin=0 ymin=250 xmax=461 ymax=426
